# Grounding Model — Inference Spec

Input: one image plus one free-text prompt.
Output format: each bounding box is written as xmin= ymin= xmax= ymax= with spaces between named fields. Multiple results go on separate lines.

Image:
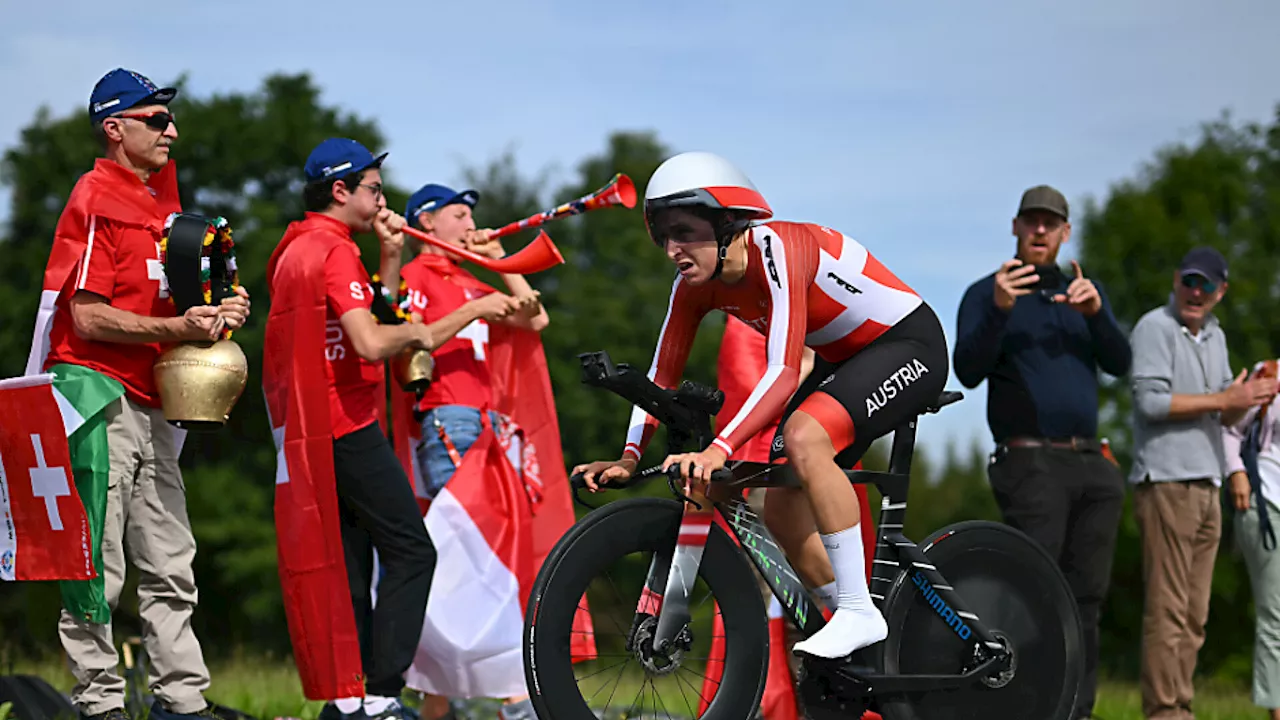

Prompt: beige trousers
xmin=1134 ymin=479 xmax=1221 ymax=720
xmin=58 ymin=397 xmax=210 ymax=715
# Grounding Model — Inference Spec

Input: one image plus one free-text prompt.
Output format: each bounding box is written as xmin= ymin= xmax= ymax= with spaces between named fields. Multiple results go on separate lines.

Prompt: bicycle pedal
xmin=794 ymin=648 xmax=871 ymax=670
xmin=797 ymin=667 xmax=870 ymax=720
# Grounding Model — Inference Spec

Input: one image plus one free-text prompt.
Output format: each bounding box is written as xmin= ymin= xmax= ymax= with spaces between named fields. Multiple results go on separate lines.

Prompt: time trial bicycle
xmin=523 ymin=350 xmax=1083 ymax=720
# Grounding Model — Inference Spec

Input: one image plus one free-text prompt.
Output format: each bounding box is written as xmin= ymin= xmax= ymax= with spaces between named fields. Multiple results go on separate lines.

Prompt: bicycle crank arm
xmin=809 ymin=652 xmax=1009 ymax=696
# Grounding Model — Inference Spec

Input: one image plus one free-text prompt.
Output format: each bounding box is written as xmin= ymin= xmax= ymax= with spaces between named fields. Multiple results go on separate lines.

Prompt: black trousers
xmin=987 ymin=444 xmax=1125 ymax=719
xmin=333 ymin=422 xmax=437 ymax=697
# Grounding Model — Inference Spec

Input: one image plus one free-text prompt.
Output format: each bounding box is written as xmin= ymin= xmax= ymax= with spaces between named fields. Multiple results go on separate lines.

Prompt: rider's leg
xmin=785 ymin=305 xmax=950 ymax=659
xmin=762 ymin=487 xmax=836 ymax=605
xmin=783 ymin=406 xmax=888 ymax=659
xmin=761 ymin=361 xmax=844 ymax=610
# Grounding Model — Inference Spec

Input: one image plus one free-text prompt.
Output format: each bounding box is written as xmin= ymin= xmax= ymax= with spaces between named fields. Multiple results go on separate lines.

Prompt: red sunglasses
xmin=114 ymin=111 xmax=175 ymax=131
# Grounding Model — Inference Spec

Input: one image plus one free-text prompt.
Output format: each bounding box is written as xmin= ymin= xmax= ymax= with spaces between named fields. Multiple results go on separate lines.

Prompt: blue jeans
xmin=415 ymin=405 xmax=500 ymax=499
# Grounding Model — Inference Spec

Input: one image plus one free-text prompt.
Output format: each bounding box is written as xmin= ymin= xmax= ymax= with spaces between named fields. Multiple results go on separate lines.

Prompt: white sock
xmin=793 ymin=526 xmax=887 ymax=659
xmin=364 ymin=696 xmax=398 ymax=714
xmin=334 ymin=698 xmax=362 ymax=714
xmin=813 ymin=581 xmax=839 ymax=612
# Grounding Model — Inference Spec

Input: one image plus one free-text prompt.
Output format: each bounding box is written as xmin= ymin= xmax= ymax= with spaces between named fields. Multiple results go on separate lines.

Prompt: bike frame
xmin=637 ymin=410 xmax=1010 ymax=691
xmin=568 ymin=349 xmax=1011 ymax=693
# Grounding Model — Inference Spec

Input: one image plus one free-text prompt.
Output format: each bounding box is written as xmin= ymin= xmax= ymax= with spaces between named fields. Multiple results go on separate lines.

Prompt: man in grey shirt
xmin=1129 ymin=246 xmax=1277 ymax=719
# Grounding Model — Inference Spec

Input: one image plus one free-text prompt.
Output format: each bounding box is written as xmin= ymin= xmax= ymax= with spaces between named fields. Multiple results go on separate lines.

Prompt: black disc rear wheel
xmin=877 ymin=521 xmax=1083 ymax=720
xmin=524 ymin=497 xmax=769 ymax=720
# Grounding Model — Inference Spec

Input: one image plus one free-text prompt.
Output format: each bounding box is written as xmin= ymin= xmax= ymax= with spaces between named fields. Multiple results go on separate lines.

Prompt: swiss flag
xmin=0 ymin=378 xmax=94 ymax=582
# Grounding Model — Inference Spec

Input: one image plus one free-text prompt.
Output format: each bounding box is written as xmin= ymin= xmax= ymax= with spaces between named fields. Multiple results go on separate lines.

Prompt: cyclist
xmin=574 ymin=151 xmax=949 ymax=660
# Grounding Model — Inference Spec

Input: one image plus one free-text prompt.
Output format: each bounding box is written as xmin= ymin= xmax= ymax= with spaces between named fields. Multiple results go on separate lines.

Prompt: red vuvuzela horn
xmin=402 ymin=226 xmax=565 ymax=274
xmin=488 ymin=173 xmax=637 ymax=240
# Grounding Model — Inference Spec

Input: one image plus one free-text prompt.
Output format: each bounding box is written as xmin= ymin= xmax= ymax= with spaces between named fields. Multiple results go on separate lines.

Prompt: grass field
xmin=5 ymin=656 xmax=1266 ymax=720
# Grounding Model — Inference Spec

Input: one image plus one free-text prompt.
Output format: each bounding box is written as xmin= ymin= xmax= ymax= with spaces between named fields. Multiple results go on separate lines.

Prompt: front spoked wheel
xmin=877 ymin=521 xmax=1083 ymax=720
xmin=524 ymin=498 xmax=768 ymax=720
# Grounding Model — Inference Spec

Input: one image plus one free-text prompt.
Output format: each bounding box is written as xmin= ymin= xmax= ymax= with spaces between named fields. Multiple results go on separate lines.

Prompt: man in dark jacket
xmin=954 ymin=184 xmax=1132 ymax=720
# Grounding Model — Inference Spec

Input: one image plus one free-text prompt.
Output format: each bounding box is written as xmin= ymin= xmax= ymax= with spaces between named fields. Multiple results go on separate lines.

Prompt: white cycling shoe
xmin=792 ymin=607 xmax=889 ymax=660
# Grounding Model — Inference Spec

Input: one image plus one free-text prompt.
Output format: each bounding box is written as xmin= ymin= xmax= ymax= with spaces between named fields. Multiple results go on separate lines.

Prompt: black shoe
xmin=82 ymin=709 xmax=132 ymax=720
xmin=148 ymin=699 xmax=219 ymax=720
xmin=319 ymin=703 xmax=367 ymax=720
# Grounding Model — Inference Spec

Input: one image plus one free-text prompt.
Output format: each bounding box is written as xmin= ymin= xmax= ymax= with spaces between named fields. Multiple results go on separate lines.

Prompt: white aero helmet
xmin=642 ymin=151 xmax=773 ymax=249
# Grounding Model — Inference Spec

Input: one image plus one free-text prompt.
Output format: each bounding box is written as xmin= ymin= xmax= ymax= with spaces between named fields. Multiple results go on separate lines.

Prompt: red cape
xmin=389 ymin=256 xmax=596 ymax=662
xmin=263 ymin=218 xmax=365 ymax=701
xmin=27 ymin=160 xmax=180 ymax=375
xmin=42 ymin=159 xmax=180 ymax=294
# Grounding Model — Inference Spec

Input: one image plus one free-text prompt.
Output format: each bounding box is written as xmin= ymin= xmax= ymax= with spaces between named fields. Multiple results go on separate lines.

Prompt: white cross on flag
xmin=0 ymin=374 xmax=95 ymax=581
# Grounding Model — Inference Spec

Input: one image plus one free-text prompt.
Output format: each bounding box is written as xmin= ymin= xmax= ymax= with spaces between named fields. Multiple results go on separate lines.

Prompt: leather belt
xmin=1001 ymin=436 xmax=1102 ymax=453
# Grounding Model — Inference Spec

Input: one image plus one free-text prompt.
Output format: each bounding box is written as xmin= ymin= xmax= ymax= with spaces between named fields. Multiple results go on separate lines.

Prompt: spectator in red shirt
xmin=400 ymin=184 xmax=547 ymax=496
xmin=398 ymin=183 xmax=547 ymax=720
xmin=275 ymin=138 xmax=438 ymax=720
xmin=38 ymin=68 xmax=249 ymax=720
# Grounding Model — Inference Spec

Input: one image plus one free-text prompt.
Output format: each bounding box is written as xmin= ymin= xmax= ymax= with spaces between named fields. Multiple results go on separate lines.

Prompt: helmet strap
xmin=710 ymin=243 xmax=729 ymax=281
xmin=709 ymin=217 xmax=750 ymax=281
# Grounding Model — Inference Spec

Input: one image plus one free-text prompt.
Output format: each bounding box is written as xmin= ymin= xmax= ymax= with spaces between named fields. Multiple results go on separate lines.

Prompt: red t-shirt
xmin=318 ymin=220 xmax=382 ymax=438
xmin=45 ymin=216 xmax=175 ymax=407
xmin=401 ymin=254 xmax=494 ymax=412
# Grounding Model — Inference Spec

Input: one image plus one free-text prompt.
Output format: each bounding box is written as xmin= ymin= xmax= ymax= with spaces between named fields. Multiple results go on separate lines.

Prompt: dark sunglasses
xmin=115 ymin=111 xmax=175 ymax=131
xmin=1181 ymin=274 xmax=1218 ymax=294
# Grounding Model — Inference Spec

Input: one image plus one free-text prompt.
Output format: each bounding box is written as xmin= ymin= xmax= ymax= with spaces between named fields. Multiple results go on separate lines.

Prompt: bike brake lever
xmin=568 ymin=472 xmax=598 ymax=510
xmin=662 ymin=467 xmax=707 ymax=510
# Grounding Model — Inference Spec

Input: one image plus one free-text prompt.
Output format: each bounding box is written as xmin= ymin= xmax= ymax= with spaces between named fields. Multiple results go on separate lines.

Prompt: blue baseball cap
xmin=303 ymin=138 xmax=388 ymax=183
xmin=89 ymin=68 xmax=177 ymax=124
xmin=404 ymin=184 xmax=480 ymax=226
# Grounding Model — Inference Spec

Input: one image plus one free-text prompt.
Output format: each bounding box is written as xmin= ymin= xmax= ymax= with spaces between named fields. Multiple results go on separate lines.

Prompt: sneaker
xmin=82 ymin=708 xmax=132 ymax=720
xmin=320 ymin=702 xmax=371 ymax=717
xmin=319 ymin=704 xmax=367 ymax=720
xmin=363 ymin=699 xmax=418 ymax=720
xmin=148 ymin=699 xmax=219 ymax=720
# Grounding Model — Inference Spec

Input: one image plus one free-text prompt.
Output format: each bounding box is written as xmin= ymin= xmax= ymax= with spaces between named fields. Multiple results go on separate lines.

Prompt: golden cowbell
xmin=392 ymin=347 xmax=435 ymax=394
xmin=154 ymin=339 xmax=249 ymax=430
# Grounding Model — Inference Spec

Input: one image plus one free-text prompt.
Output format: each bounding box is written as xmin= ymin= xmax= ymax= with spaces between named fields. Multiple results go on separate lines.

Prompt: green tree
xmin=1076 ymin=103 xmax=1280 ymax=683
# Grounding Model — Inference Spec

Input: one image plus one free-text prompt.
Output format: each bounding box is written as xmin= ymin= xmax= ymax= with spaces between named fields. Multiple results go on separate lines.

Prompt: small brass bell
xmin=392 ymin=347 xmax=435 ymax=393
xmin=154 ymin=339 xmax=249 ymax=430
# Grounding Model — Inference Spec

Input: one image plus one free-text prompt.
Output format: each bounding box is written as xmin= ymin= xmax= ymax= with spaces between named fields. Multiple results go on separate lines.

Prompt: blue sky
xmin=3 ymin=0 xmax=1278 ymax=468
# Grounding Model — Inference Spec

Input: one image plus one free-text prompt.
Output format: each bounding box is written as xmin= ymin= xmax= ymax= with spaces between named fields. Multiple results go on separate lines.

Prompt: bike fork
xmin=634 ymin=503 xmax=713 ymax=653
xmin=627 ymin=553 xmax=669 ymax=651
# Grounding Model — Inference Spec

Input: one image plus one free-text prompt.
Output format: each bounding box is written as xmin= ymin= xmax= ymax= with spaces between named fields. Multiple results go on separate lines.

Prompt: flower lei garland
xmin=159 ymin=213 xmax=241 ymax=340
xmin=370 ymin=274 xmax=412 ymax=324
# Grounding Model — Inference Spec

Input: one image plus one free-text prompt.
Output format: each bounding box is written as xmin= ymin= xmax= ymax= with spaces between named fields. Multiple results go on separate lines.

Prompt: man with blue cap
xmin=29 ymin=67 xmax=250 ymax=720
xmin=1129 ymin=246 xmax=1278 ymax=718
xmin=399 ymin=183 xmax=546 ymax=499
xmin=262 ymin=138 xmax=437 ymax=720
